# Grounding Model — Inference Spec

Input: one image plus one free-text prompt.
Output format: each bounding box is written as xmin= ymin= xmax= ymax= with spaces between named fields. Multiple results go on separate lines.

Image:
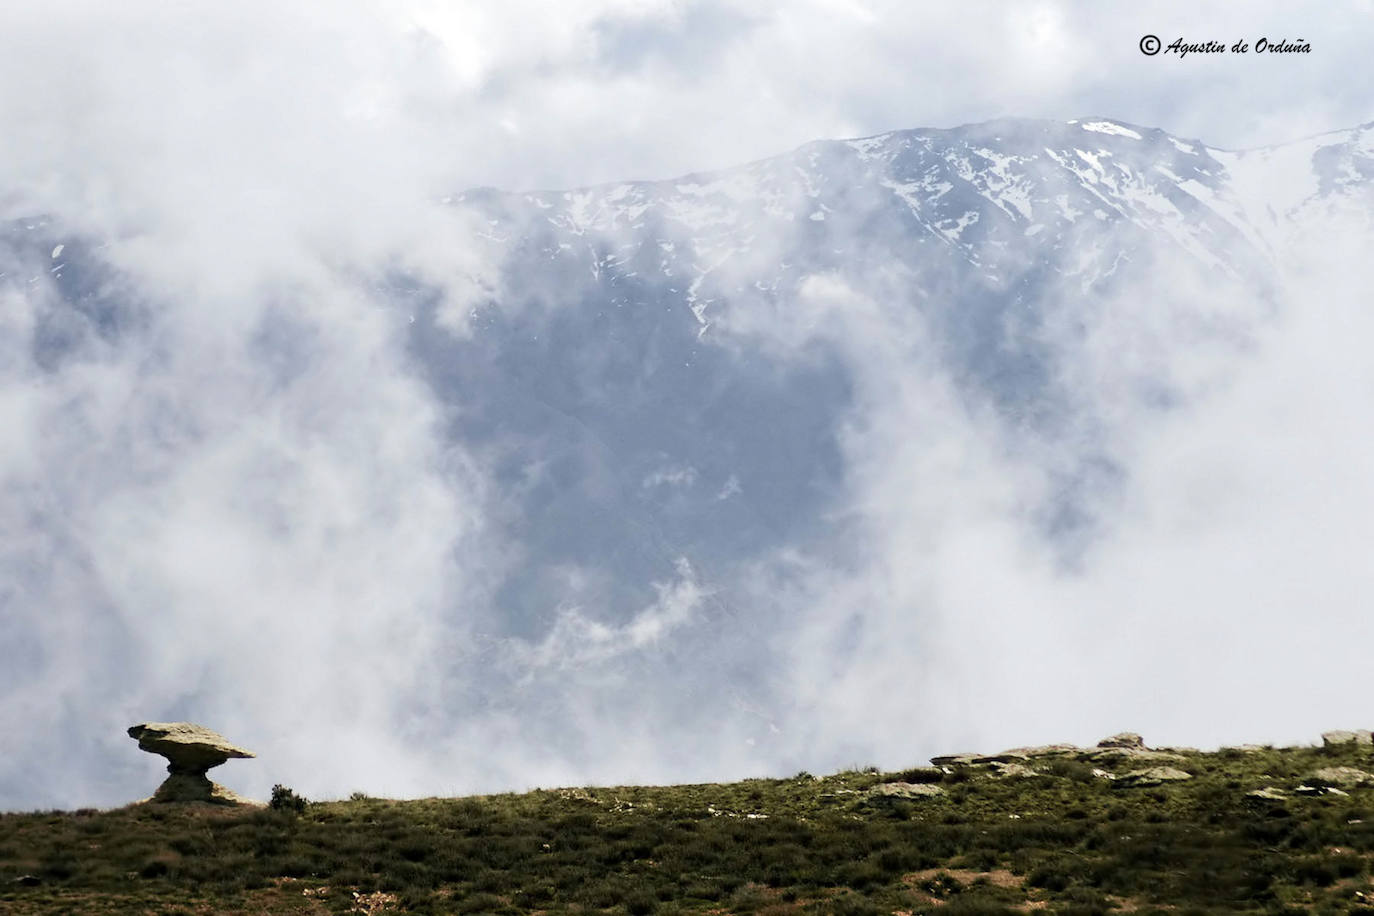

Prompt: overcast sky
xmin=2 ymin=1 xmax=1373 ymax=809
xmin=3 ymin=0 xmax=1371 ymax=203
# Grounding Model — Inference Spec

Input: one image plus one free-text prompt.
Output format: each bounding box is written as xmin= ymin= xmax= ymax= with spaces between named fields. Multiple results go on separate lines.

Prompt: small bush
xmin=270 ymin=784 xmax=308 ymax=814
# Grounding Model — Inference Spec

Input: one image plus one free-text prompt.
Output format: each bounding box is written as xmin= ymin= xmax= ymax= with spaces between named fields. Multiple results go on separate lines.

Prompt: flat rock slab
xmin=930 ymin=753 xmax=981 ymax=767
xmin=1322 ymin=730 xmax=1374 ymax=748
xmin=1114 ymin=767 xmax=1193 ymax=788
xmin=1097 ymin=732 xmax=1146 ymax=750
xmin=128 ymin=722 xmax=255 ymax=772
xmin=1001 ymin=744 xmax=1079 ymax=758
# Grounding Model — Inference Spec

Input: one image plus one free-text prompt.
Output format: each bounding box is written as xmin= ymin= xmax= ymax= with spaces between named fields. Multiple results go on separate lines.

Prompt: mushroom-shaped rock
xmin=128 ymin=722 xmax=257 ymax=805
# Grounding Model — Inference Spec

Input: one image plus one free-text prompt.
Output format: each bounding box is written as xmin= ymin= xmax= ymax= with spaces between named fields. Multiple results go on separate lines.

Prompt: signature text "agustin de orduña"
xmin=1165 ymin=37 xmax=1311 ymax=59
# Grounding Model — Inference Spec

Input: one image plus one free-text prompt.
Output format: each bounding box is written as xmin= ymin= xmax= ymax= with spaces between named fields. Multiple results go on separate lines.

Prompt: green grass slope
xmin=6 ymin=737 xmax=1374 ymax=914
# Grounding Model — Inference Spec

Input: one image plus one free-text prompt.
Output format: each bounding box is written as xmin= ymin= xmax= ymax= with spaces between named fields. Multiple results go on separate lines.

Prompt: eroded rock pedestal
xmin=128 ymin=722 xmax=257 ymax=805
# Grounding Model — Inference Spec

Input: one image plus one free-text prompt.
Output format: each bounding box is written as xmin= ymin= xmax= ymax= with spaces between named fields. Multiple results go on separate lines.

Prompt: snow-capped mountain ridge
xmin=457 ymin=116 xmax=1370 ymax=349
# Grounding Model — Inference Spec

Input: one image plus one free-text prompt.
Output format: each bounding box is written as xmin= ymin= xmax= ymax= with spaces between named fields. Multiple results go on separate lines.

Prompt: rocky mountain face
xmin=412 ymin=116 xmax=1371 ymax=632
xmin=8 ymin=114 xmax=1373 ymax=639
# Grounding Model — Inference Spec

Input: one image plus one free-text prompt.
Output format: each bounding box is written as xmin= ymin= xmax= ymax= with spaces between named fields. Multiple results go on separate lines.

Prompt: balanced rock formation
xmin=128 ymin=722 xmax=257 ymax=805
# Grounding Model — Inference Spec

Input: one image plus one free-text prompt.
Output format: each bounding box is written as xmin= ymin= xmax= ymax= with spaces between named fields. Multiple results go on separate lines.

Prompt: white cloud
xmin=747 ymin=185 xmax=1374 ymax=770
xmin=0 ymin=0 xmax=1370 ymax=809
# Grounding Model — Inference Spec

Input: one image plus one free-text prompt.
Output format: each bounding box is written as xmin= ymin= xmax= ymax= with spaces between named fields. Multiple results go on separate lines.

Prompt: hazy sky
xmin=1 ymin=1 xmax=1372 ymax=809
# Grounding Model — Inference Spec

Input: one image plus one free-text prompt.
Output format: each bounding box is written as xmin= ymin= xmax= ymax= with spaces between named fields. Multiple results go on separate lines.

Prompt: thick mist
xmin=2 ymin=1 xmax=1371 ymax=810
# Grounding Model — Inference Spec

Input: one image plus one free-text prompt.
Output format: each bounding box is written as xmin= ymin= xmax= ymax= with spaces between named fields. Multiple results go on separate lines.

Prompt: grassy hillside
xmin=6 ymin=737 xmax=1374 ymax=914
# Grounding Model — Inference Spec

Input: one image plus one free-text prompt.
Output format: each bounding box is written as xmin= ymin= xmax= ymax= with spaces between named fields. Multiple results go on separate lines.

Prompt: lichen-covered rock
xmin=1082 ymin=746 xmax=1183 ymax=763
xmin=1114 ymin=766 xmax=1192 ymax=788
xmin=868 ymin=782 xmax=946 ymax=800
xmin=1311 ymin=766 xmax=1374 ymax=788
xmin=148 ymin=773 xmax=257 ymax=805
xmin=991 ymin=762 xmax=1039 ymax=779
xmin=1322 ymin=730 xmax=1373 ymax=748
xmin=128 ymin=722 xmax=257 ymax=805
xmin=1097 ymin=732 xmax=1146 ymax=750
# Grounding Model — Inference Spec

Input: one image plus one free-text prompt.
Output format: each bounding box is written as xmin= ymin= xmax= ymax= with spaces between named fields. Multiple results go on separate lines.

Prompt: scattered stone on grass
xmin=868 ymin=782 xmax=946 ymax=800
xmin=1114 ymin=767 xmax=1192 ymax=788
xmin=1082 ymin=746 xmax=1184 ymax=763
xmin=991 ymin=762 xmax=1039 ymax=779
xmin=1311 ymin=766 xmax=1374 ymax=788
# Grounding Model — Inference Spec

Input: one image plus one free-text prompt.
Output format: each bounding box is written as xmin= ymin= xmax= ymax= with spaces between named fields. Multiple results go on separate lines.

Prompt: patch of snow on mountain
xmin=972 ymin=148 xmax=1034 ymax=220
xmin=940 ymin=210 xmax=980 ymax=242
xmin=845 ymin=135 xmax=888 ymax=160
xmin=1081 ymin=121 xmax=1142 ymax=140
